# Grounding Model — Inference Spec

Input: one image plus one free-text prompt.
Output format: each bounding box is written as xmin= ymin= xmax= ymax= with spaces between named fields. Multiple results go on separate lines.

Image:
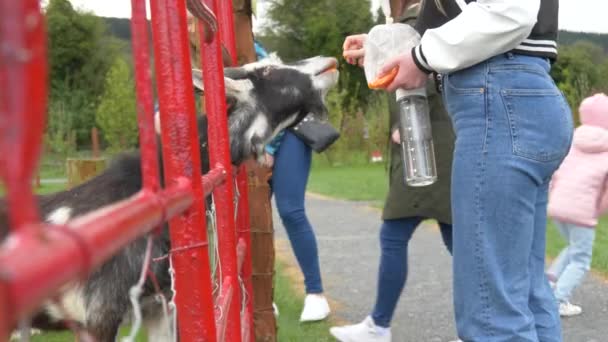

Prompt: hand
xmin=342 ymin=34 xmax=367 ymax=67
xmin=391 ymin=129 xmax=401 ymax=144
xmin=261 ymin=153 xmax=274 ymax=168
xmin=379 ymin=52 xmax=428 ymax=92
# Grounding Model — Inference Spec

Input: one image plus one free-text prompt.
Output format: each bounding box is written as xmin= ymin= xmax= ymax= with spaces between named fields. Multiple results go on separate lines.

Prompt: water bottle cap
xmin=396 ymin=87 xmax=426 ymax=100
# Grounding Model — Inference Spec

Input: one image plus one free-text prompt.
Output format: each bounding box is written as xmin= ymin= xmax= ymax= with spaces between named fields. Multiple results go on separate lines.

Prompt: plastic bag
xmin=363 ymin=23 xmax=421 ymax=88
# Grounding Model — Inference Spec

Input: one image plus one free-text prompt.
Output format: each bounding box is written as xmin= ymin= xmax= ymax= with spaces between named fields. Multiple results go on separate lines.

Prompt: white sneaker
xmin=330 ymin=316 xmax=391 ymax=342
xmin=559 ymin=301 xmax=582 ymax=317
xmin=299 ymin=294 xmax=330 ymax=322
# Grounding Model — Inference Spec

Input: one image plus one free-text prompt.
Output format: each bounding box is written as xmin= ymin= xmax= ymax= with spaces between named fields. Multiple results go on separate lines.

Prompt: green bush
xmin=317 ymin=88 xmax=389 ymax=166
xmin=96 ymin=58 xmax=139 ymax=151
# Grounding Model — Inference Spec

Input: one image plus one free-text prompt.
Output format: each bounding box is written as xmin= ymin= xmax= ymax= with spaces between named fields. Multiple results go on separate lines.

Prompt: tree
xmin=96 ymin=58 xmax=139 ymax=151
xmin=45 ymin=0 xmax=123 ymax=146
xmin=259 ymin=0 xmax=374 ymax=108
xmin=551 ymin=41 xmax=608 ymax=123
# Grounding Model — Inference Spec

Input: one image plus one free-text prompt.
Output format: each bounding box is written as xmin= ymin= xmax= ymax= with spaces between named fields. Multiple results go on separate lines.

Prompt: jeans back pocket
xmin=500 ymin=88 xmax=573 ymax=162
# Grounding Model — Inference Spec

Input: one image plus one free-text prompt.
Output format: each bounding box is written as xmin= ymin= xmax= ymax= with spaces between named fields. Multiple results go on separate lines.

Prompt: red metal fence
xmin=0 ymin=0 xmax=254 ymax=340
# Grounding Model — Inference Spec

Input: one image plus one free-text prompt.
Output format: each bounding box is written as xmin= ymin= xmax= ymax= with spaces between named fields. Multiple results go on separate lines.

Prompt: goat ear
xmin=223 ymin=66 xmax=249 ymax=80
xmin=192 ymin=68 xmax=250 ymax=110
xmin=224 ymin=77 xmax=253 ymax=103
xmin=223 ymin=77 xmax=249 ymax=94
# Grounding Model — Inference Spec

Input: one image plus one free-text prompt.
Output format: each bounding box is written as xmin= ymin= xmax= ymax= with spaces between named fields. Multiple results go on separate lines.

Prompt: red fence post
xmin=0 ymin=0 xmax=46 ymax=334
xmin=199 ymin=0 xmax=242 ymax=341
xmin=149 ymin=0 xmax=217 ymax=340
xmin=0 ymin=281 xmax=6 ymax=338
xmin=0 ymin=0 xmax=47 ymax=233
xmin=1 ymin=0 xmax=255 ymax=340
xmin=130 ymin=0 xmax=160 ymax=192
xmin=216 ymin=1 xmax=255 ymax=340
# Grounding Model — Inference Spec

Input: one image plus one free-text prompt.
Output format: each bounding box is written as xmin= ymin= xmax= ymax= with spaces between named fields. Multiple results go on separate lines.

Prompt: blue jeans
xmin=547 ymin=220 xmax=595 ymax=303
xmin=443 ymin=53 xmax=573 ymax=342
xmin=371 ymin=217 xmax=452 ymax=327
xmin=271 ymin=131 xmax=323 ymax=294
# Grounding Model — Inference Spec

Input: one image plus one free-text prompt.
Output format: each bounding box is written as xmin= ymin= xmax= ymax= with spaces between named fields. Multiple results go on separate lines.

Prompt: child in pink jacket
xmin=546 ymin=93 xmax=608 ymax=317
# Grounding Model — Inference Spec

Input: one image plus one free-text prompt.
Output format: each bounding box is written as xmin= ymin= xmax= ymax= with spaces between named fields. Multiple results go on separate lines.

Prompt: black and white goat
xmin=0 ymin=55 xmax=339 ymax=341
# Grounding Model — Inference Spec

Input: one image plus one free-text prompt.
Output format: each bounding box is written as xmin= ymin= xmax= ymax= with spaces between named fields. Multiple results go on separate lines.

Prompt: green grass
xmin=30 ymin=332 xmax=72 ymax=342
xmin=275 ymin=261 xmax=334 ymax=341
xmin=30 ymin=327 xmax=146 ymax=341
xmin=0 ymin=182 xmax=67 ymax=196
xmin=309 ymin=162 xmax=389 ymax=208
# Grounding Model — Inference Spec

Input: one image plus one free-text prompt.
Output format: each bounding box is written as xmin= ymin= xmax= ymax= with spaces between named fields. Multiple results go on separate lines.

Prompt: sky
xmin=65 ymin=0 xmax=608 ymax=34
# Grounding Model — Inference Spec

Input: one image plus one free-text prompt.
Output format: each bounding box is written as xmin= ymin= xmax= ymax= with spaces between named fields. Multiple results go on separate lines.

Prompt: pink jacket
xmin=548 ymin=94 xmax=608 ymax=228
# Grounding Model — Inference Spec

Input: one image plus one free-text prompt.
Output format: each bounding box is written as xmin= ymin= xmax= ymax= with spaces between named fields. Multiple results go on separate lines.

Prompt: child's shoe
xmin=559 ymin=301 xmax=582 ymax=317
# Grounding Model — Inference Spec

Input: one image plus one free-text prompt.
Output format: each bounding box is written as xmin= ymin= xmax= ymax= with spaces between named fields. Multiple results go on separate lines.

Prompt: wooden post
xmin=91 ymin=127 xmax=100 ymax=158
xmin=232 ymin=0 xmax=277 ymax=340
xmin=66 ymin=158 xmax=106 ymax=188
xmin=245 ymin=160 xmax=276 ymax=341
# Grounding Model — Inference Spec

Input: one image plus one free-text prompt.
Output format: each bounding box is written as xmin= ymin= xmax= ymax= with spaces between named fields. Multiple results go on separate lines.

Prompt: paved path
xmin=273 ymin=194 xmax=608 ymax=342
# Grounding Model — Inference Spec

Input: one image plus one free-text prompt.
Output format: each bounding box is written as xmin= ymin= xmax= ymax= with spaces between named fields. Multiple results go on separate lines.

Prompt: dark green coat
xmin=381 ymin=79 xmax=455 ymax=224
xmin=380 ymin=8 xmax=455 ymax=223
xmin=381 ymin=8 xmax=455 ymax=224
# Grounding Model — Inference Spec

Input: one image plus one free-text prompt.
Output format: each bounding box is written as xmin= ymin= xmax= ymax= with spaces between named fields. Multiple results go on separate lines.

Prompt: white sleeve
xmin=411 ymin=0 xmax=541 ymax=74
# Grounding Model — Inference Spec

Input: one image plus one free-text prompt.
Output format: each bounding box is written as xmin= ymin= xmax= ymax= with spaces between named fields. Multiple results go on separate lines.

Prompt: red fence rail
xmin=0 ymin=0 xmax=254 ymax=341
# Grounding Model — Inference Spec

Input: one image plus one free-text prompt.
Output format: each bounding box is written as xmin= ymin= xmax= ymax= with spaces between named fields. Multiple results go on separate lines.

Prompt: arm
xmin=412 ymin=0 xmax=541 ymax=74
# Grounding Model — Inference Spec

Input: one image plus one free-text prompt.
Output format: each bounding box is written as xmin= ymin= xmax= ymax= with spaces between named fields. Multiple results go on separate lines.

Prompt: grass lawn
xmin=309 ymin=162 xmax=389 ymax=208
xmin=308 ymin=163 xmax=608 ymax=276
xmin=275 ymin=260 xmax=335 ymax=341
xmin=30 ymin=328 xmax=145 ymax=342
xmin=0 ymin=182 xmax=67 ymax=196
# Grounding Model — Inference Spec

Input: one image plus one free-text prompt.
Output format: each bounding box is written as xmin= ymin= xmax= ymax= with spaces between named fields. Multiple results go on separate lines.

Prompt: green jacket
xmin=381 ymin=9 xmax=455 ymax=224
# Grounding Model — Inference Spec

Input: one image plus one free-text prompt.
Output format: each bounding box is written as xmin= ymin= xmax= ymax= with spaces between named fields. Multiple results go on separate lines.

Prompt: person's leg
xmin=546 ymin=221 xmax=571 ymax=283
xmin=371 ymin=217 xmax=423 ymax=327
xmin=330 ymin=217 xmax=422 ymax=342
xmin=445 ymin=54 xmax=571 ymax=341
xmin=438 ymin=221 xmax=453 ymax=255
xmin=553 ymin=224 xmax=595 ymax=304
xmin=528 ymin=183 xmax=562 ymax=341
xmin=271 ymin=131 xmax=322 ymax=294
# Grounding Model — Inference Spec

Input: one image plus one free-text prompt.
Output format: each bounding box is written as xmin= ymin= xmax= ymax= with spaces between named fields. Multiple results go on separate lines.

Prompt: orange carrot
xmin=368 ymin=67 xmax=398 ymax=89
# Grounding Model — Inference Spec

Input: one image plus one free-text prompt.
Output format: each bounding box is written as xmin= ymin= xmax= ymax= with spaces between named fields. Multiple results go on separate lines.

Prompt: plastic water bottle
xmin=396 ymin=88 xmax=437 ymax=187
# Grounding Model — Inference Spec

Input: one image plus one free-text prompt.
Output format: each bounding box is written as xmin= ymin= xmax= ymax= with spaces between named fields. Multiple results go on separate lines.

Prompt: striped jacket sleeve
xmin=412 ymin=0 xmax=541 ymax=74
